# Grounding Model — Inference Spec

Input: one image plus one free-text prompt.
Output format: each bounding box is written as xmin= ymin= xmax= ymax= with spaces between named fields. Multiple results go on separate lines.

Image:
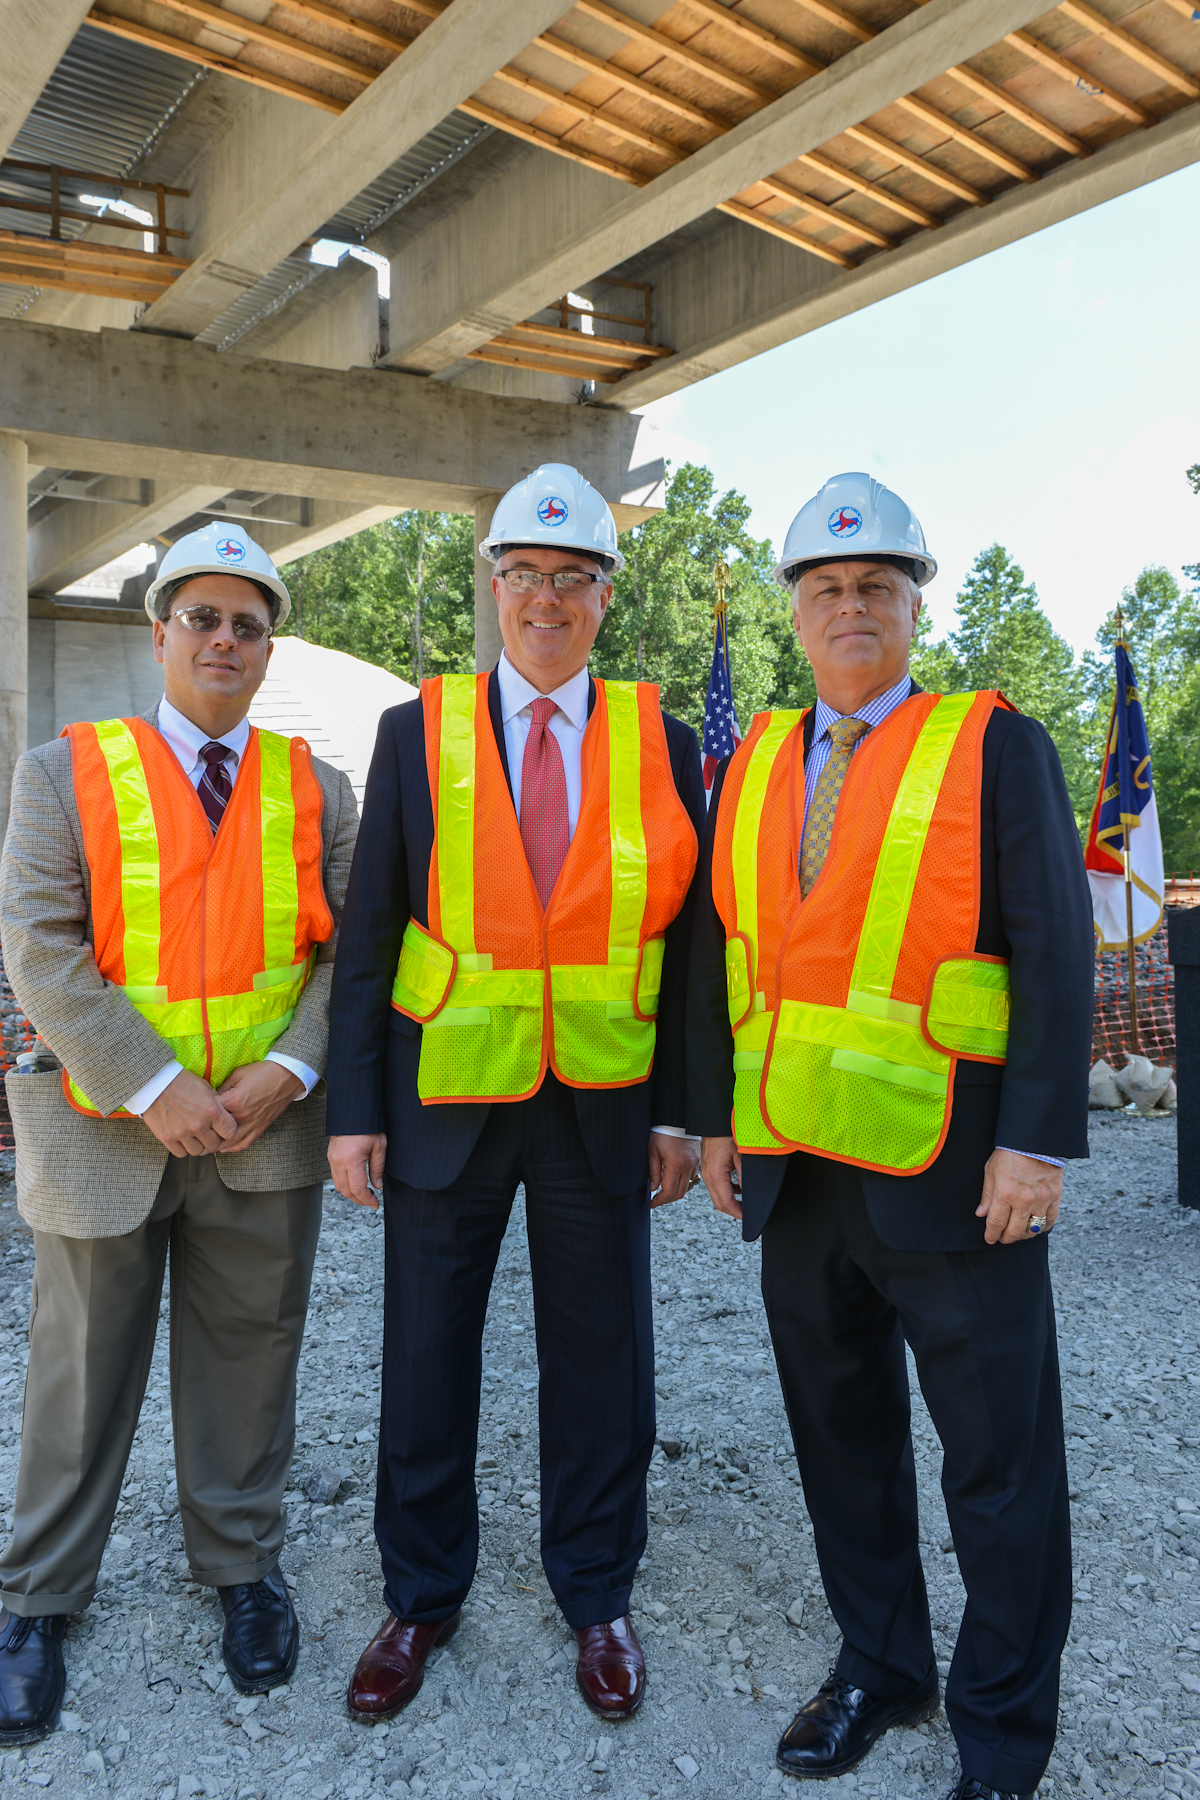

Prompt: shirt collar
xmin=497 ymin=651 xmax=590 ymax=734
xmin=813 ymin=673 xmax=913 ymax=746
xmin=156 ymin=694 xmax=251 ymax=772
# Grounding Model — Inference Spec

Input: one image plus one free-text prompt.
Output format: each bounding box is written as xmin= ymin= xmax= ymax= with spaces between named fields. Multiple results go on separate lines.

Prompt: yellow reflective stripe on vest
xmin=605 ymin=683 xmax=647 ymax=960
xmin=92 ymin=719 xmax=160 ymax=990
xmin=731 ymin=713 xmax=800 ymax=998
xmin=848 ymin=694 xmax=974 ymax=1011
xmin=258 ymin=730 xmax=301 ymax=972
xmin=438 ymin=674 xmax=477 ymax=955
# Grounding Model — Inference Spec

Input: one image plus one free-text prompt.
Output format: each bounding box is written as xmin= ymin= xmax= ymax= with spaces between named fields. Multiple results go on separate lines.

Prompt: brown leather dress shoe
xmin=574 ymin=1615 xmax=646 ymax=1719
xmin=346 ymin=1611 xmax=461 ymax=1721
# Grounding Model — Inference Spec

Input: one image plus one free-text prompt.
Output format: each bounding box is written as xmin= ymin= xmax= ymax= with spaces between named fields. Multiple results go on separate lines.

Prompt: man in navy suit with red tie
xmin=326 ymin=465 xmax=705 ymax=1723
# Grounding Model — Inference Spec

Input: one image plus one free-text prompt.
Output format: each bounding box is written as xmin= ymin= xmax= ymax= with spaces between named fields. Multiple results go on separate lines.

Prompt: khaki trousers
xmin=0 ymin=1153 xmax=322 ymax=1616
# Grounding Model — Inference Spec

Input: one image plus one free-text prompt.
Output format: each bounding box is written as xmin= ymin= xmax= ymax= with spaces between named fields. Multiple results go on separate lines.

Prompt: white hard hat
xmin=479 ymin=462 xmax=624 ymax=575
xmin=773 ymin=471 xmax=936 ymax=589
xmin=145 ymin=520 xmax=291 ymax=625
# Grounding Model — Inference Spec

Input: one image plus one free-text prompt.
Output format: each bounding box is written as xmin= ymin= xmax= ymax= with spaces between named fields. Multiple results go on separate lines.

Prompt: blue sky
xmin=647 ymin=161 xmax=1200 ymax=656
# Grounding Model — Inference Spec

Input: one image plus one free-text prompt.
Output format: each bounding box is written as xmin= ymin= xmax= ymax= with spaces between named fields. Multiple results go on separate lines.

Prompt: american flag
xmin=701 ymin=602 xmax=742 ymax=797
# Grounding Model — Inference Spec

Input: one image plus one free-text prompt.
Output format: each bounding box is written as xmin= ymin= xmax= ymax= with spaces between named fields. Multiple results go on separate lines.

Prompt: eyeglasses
xmin=499 ymin=569 xmax=600 ymax=595
xmin=169 ymin=605 xmax=272 ymax=643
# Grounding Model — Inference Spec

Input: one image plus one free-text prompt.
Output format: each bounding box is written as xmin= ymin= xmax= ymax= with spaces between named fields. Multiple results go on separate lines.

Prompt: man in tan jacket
xmin=0 ymin=522 xmax=357 ymax=1743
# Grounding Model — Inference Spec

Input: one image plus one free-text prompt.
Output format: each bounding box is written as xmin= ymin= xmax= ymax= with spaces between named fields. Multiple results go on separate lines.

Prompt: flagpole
xmin=1116 ymin=606 xmax=1141 ymax=1055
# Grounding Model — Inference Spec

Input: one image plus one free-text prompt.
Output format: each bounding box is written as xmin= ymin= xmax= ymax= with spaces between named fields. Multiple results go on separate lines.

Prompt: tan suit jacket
xmin=0 ymin=703 xmax=359 ymax=1237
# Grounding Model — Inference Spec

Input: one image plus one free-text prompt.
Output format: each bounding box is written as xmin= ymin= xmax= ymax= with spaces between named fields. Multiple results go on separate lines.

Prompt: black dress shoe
xmin=218 ymin=1566 xmax=299 ymax=1695
xmin=944 ymin=1778 xmax=1034 ymax=1800
xmin=777 ymin=1667 xmax=939 ymax=1778
xmin=0 ymin=1611 xmax=66 ymax=1745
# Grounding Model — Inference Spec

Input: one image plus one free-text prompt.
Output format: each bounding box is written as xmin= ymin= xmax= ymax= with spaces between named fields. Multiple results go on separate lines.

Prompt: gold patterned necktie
xmin=800 ymin=717 xmax=871 ymax=898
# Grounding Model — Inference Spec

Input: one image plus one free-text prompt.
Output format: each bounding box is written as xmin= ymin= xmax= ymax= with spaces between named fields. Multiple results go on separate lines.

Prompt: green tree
xmin=278 ymin=511 xmax=475 ymax=683
xmin=1083 ymin=564 xmax=1200 ymax=871
xmin=598 ymin=463 xmax=809 ymax=732
xmin=916 ymin=544 xmax=1092 ymax=824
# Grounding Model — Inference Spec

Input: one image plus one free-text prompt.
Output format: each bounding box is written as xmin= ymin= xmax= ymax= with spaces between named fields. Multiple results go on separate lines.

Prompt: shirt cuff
xmin=995 ymin=1146 xmax=1066 ymax=1169
xmin=651 ymin=1125 xmax=697 ymax=1139
xmin=125 ymin=1060 xmax=182 ymax=1117
xmin=266 ymin=1052 xmax=319 ymax=1099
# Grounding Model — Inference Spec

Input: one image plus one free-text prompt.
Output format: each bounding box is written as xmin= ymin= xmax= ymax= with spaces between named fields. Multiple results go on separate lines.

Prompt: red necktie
xmin=520 ymin=697 xmax=570 ymax=907
xmin=198 ymin=741 xmax=233 ymax=834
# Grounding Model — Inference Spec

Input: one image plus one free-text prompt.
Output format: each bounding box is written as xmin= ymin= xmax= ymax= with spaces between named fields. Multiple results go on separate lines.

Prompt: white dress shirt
xmin=800 ymin=674 xmax=1062 ymax=1171
xmin=495 ymin=653 xmax=689 ymax=1142
xmin=123 ymin=696 xmax=318 ymax=1117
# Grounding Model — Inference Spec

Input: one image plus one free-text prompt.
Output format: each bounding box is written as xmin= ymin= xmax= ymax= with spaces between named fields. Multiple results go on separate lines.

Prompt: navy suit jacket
xmin=685 ymin=696 xmax=1095 ymax=1251
xmin=326 ymin=668 xmax=705 ymax=1195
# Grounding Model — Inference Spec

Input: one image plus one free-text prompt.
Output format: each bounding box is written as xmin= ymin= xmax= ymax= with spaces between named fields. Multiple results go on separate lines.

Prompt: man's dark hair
xmin=155 ymin=574 xmax=280 ymax=624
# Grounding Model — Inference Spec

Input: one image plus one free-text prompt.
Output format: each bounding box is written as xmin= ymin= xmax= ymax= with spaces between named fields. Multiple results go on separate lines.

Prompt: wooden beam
xmin=272 ymin=0 xmax=414 ymax=54
xmin=0 ymin=233 xmax=189 ymax=272
xmin=752 ymin=171 xmax=895 ymax=246
xmin=535 ymin=28 xmax=731 ymax=128
xmin=1005 ymin=27 xmax=1155 ymax=125
xmin=0 ymin=158 xmax=188 ymax=199
xmin=0 ymin=195 xmax=188 ymax=237
xmin=1056 ymin=0 xmax=1200 ymax=98
xmin=491 ymin=329 xmax=661 ymax=366
xmin=796 ymin=148 xmax=942 ymax=228
xmin=779 ymin=0 xmax=874 ymax=44
xmin=154 ymin=0 xmax=381 ymax=81
xmin=571 ymin=0 xmax=779 ymax=103
xmin=842 ymin=122 xmax=989 ymax=204
xmin=0 ymin=264 xmax=173 ymax=299
xmin=892 ymin=92 xmax=1036 ymax=182
xmin=943 ymin=61 xmax=1089 ymax=158
xmin=456 ymin=98 xmax=647 ymax=184
xmin=466 ymin=344 xmax=628 ymax=380
xmin=787 ymin=0 xmax=1093 ymax=162
xmin=716 ymin=196 xmax=856 ymax=265
xmin=491 ymin=66 xmax=687 ymax=160
xmin=86 ymin=10 xmax=348 ymax=111
xmin=504 ymin=320 xmax=675 ymax=356
xmin=1158 ymin=0 xmax=1200 ymax=20
xmin=676 ymin=0 xmax=824 ymax=76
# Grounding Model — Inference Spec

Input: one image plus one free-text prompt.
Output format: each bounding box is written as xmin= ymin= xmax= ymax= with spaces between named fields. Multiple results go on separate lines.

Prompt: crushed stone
xmin=0 ymin=1114 xmax=1194 ymax=1800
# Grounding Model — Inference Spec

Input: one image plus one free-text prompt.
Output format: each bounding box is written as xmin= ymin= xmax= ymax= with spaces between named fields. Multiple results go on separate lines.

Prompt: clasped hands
xmin=325 ymin=1128 xmax=702 ymax=1213
xmin=700 ymin=1137 xmax=1062 ymax=1244
xmin=142 ymin=1062 xmax=304 ymax=1158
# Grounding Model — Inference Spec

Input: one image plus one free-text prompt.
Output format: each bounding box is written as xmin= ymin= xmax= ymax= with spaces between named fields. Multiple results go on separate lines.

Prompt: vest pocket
xmin=391 ymin=919 xmax=457 ymax=1023
xmin=921 ymin=954 xmax=1010 ymax=1063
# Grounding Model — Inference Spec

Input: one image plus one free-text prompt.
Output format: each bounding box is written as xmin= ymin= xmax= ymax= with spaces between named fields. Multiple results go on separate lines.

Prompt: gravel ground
xmin=0 ymin=1113 xmax=1195 ymax=1800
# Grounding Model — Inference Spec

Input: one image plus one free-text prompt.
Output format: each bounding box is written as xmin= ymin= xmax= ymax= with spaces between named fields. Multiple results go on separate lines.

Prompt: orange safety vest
xmin=64 ymin=716 xmax=332 ymax=1117
xmin=390 ymin=672 xmax=698 ymax=1104
xmin=712 ymin=690 xmax=1012 ymax=1173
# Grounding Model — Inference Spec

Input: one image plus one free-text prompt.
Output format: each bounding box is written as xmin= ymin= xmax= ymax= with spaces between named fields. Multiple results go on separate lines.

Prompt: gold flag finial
xmin=713 ymin=559 xmax=731 ymax=611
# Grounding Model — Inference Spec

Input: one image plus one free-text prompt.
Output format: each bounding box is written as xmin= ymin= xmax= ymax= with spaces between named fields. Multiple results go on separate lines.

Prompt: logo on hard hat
xmin=537 ymin=497 xmax=568 ymax=528
xmin=216 ymin=537 xmax=247 ymax=563
xmin=829 ymin=506 xmax=862 ymax=539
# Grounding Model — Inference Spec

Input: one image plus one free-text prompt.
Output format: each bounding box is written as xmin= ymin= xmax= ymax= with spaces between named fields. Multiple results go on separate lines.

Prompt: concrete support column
xmin=0 ymin=433 xmax=27 ymax=846
xmin=474 ymin=492 xmax=505 ymax=675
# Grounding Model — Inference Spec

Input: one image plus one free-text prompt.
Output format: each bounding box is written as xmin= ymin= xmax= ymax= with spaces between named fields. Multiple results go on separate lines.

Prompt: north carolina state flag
xmin=1085 ymin=640 xmax=1163 ymax=949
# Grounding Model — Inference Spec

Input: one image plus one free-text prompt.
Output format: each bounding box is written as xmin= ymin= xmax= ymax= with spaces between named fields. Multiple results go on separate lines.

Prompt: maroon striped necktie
xmin=198 ymin=741 xmax=234 ymax=834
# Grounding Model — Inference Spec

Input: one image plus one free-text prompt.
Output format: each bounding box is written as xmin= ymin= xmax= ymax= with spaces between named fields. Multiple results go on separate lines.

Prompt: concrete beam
xmin=140 ymin=0 xmax=578 ymax=340
xmin=0 ymin=1 xmax=92 ymax=160
xmin=0 ymin=323 xmax=664 ymax=519
xmin=608 ymin=97 xmax=1200 ymax=406
xmin=27 ymin=478 xmax=230 ymax=595
xmin=384 ymin=0 xmax=1054 ymax=379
